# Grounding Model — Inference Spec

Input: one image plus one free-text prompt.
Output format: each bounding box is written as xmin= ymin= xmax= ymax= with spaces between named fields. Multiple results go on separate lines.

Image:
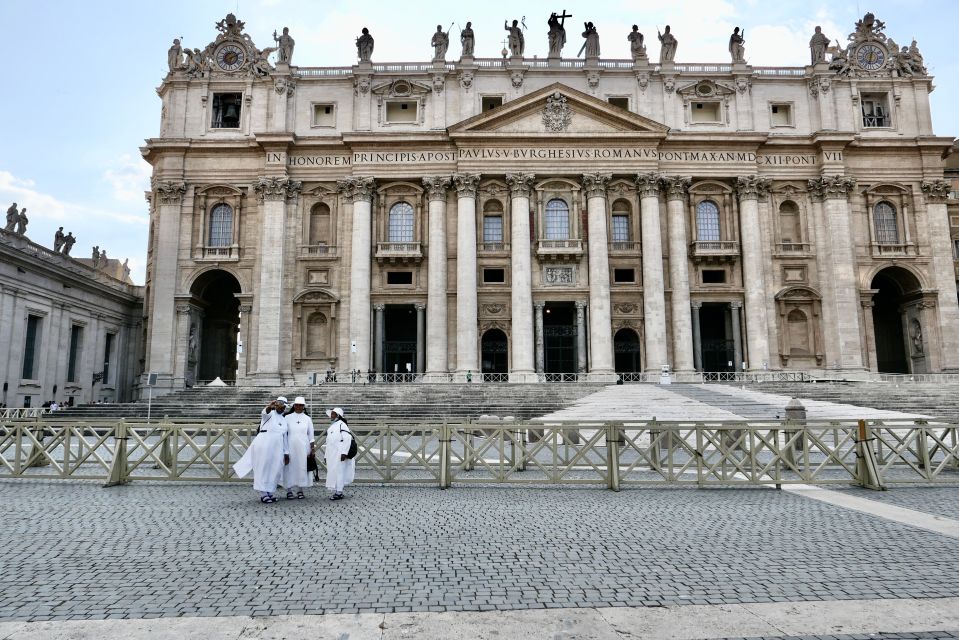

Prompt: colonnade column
xmin=423 ymin=176 xmax=451 ymax=378
xmin=534 ymin=302 xmax=545 ymax=374
xmin=582 ymin=173 xmax=614 ymax=374
xmin=921 ymin=180 xmax=959 ymax=371
xmin=691 ymin=301 xmax=703 ymax=371
xmin=735 ymin=176 xmax=772 ymax=371
xmin=730 ymin=302 xmax=743 ymax=372
xmin=636 ymin=173 xmax=668 ymax=372
xmin=811 ymin=175 xmax=864 ymax=371
xmin=662 ymin=176 xmax=694 ymax=372
xmin=253 ymin=176 xmax=301 ymax=384
xmin=453 ymin=174 xmax=481 ymax=379
xmin=505 ymin=173 xmax=536 ymax=381
xmin=373 ymin=304 xmax=385 ymax=375
xmin=575 ymin=301 xmax=588 ymax=373
xmin=342 ymin=177 xmax=376 ymax=374
xmin=415 ymin=303 xmax=425 ymax=375
xmin=146 ymin=182 xmax=186 ymax=391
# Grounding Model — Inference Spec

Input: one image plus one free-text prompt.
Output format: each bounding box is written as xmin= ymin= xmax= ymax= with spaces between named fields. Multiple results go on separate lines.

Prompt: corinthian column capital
xmin=581 ymin=173 xmax=611 ymax=199
xmin=422 ymin=176 xmax=452 ymax=202
xmin=153 ymin=181 xmax=187 ymax=205
xmin=634 ymin=172 xmax=662 ymax=198
xmin=505 ymin=172 xmax=536 ymax=198
xmin=735 ymin=175 xmax=771 ymax=201
xmin=810 ymin=174 xmax=856 ymax=200
xmin=253 ymin=176 xmax=302 ymax=202
xmin=661 ymin=175 xmax=691 ymax=202
xmin=921 ymin=179 xmax=951 ymax=204
xmin=452 ymin=173 xmax=481 ymax=198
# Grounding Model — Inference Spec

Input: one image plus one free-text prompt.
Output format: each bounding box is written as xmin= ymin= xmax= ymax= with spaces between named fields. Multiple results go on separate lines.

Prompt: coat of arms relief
xmin=542 ymin=92 xmax=572 ymax=132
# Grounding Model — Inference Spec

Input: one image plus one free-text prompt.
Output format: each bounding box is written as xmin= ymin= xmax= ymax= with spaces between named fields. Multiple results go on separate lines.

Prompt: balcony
xmin=608 ymin=241 xmax=641 ymax=255
xmin=299 ymin=244 xmax=338 ymax=259
xmin=536 ymin=238 xmax=584 ymax=261
xmin=870 ymin=242 xmax=916 ymax=259
xmin=689 ymin=240 xmax=739 ymax=264
xmin=774 ymin=242 xmax=812 ymax=257
xmin=195 ymin=245 xmax=239 ymax=261
xmin=478 ymin=241 xmax=510 ymax=256
xmin=375 ymin=241 xmax=422 ymax=264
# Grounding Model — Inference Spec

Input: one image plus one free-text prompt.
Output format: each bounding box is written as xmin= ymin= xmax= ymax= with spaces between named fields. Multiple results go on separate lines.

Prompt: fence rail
xmin=1 ymin=418 xmax=956 ymax=490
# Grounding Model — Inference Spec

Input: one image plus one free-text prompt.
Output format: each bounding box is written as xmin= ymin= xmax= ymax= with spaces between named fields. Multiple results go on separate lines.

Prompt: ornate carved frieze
xmin=510 ymin=69 xmax=525 ymax=88
xmin=484 ymin=304 xmax=506 ymax=315
xmin=542 ymin=92 xmax=572 ymax=132
xmin=452 ymin=173 xmax=481 ymax=198
xmin=581 ymin=173 xmax=611 ymax=199
xmin=432 ymin=73 xmax=446 ymax=94
xmin=543 ymin=266 xmax=575 ymax=285
xmin=459 ymin=70 xmax=474 ymax=90
xmin=661 ymin=175 xmax=692 ymax=201
xmin=809 ymin=175 xmax=856 ymax=200
xmin=614 ymin=302 xmax=638 ymax=314
xmin=635 ymin=172 xmax=662 ymax=198
xmin=253 ymin=176 xmax=302 ymax=202
xmin=636 ymin=71 xmax=650 ymax=91
xmin=154 ymin=181 xmax=187 ymax=205
xmin=422 ymin=176 xmax=451 ymax=201
xmin=353 ymin=75 xmax=371 ymax=95
xmin=921 ymin=179 xmax=951 ymax=204
xmin=505 ymin=173 xmax=536 ymax=198
xmin=585 ymin=70 xmax=601 ymax=90
xmin=274 ymin=77 xmax=295 ymax=95
xmin=735 ymin=175 xmax=772 ymax=201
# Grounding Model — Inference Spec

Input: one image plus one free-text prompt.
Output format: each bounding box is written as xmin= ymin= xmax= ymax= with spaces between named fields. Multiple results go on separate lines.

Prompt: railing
xmin=871 ymin=242 xmax=915 ymax=257
xmin=287 ymin=370 xmax=812 ymax=385
xmin=753 ymin=67 xmax=807 ymax=76
xmin=877 ymin=373 xmax=959 ymax=384
xmin=608 ymin=241 xmax=640 ymax=253
xmin=299 ymin=244 xmax=338 ymax=257
xmin=671 ymin=63 xmax=732 ymax=73
xmin=776 ymin=242 xmax=811 ymax=253
xmin=197 ymin=246 xmax=238 ymax=260
xmin=598 ymin=60 xmax=635 ymax=69
xmin=689 ymin=240 xmax=739 ymax=262
xmin=478 ymin=241 xmax=510 ymax=253
xmin=537 ymin=239 xmax=584 ymax=256
xmin=0 ymin=408 xmax=50 ymax=419
xmin=297 ymin=67 xmax=352 ymax=77
xmin=3 ymin=419 xmax=956 ymax=490
xmin=863 ymin=115 xmax=889 ymax=128
xmin=375 ymin=242 xmax=422 ymax=260
xmin=481 ymin=373 xmax=510 ymax=383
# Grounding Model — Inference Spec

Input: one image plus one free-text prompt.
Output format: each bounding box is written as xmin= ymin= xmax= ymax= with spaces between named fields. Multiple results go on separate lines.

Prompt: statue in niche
xmin=579 ymin=21 xmax=599 ymax=58
xmin=910 ymin=318 xmax=924 ymax=354
xmin=167 ymin=39 xmax=183 ymax=72
xmin=53 ymin=227 xmax=65 ymax=252
xmin=547 ymin=12 xmax=568 ymax=58
xmin=809 ymin=26 xmax=830 ymax=64
xmin=188 ymin=323 xmax=198 ymax=362
xmin=658 ymin=25 xmax=677 ymax=63
xmin=62 ymin=232 xmax=76 ymax=256
xmin=504 ymin=19 xmax=525 ymax=56
xmin=356 ymin=27 xmax=374 ymax=63
xmin=431 ymin=24 xmax=450 ymax=61
xmin=728 ymin=27 xmax=745 ymax=63
xmin=273 ymin=27 xmax=295 ymax=64
xmin=15 ymin=208 xmax=27 ymax=235
xmin=460 ymin=21 xmax=475 ymax=57
xmin=627 ymin=25 xmax=646 ymax=60
xmin=4 ymin=203 xmax=17 ymax=232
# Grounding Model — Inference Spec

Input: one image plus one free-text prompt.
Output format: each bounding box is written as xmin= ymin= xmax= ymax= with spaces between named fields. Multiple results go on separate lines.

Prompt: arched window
xmin=544 ymin=198 xmax=570 ymax=240
xmin=309 ymin=203 xmax=331 ymax=245
xmin=388 ymin=202 xmax=414 ymax=242
xmin=208 ymin=203 xmax=233 ymax=247
xmin=787 ymin=309 xmax=810 ymax=355
xmin=611 ymin=199 xmax=631 ymax=243
xmin=778 ymin=200 xmax=801 ymax=243
xmin=874 ymin=201 xmax=899 ymax=245
xmin=306 ymin=312 xmax=328 ymax=357
xmin=695 ymin=200 xmax=720 ymax=242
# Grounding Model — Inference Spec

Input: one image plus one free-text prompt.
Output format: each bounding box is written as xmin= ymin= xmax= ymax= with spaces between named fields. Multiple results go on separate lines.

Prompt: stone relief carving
xmin=581 ymin=173 xmax=611 ymax=198
xmin=452 ymin=174 xmax=481 ymax=198
xmin=154 ymin=182 xmax=187 ymax=205
xmin=636 ymin=71 xmax=649 ymax=91
xmin=735 ymin=76 xmax=751 ymax=95
xmin=484 ymin=304 xmax=505 ymax=315
xmin=910 ymin=318 xmax=923 ymax=354
xmin=510 ymin=69 xmax=525 ymax=88
xmin=542 ymin=92 xmax=572 ymax=132
xmin=544 ymin=267 xmax=575 ymax=285
xmin=422 ymin=176 xmax=451 ymax=201
xmin=459 ymin=70 xmax=474 ymax=90
xmin=505 ymin=173 xmax=535 ymax=198
xmin=585 ymin=70 xmax=601 ymax=89
xmin=663 ymin=77 xmax=675 ymax=93
xmin=354 ymin=75 xmax=371 ymax=95
xmin=921 ymin=179 xmax=951 ymax=203
xmin=735 ymin=175 xmax=772 ymax=200
xmin=273 ymin=77 xmax=295 ymax=95
xmin=614 ymin=303 xmax=638 ymax=314
xmin=809 ymin=175 xmax=856 ymax=199
xmin=253 ymin=176 xmax=302 ymax=202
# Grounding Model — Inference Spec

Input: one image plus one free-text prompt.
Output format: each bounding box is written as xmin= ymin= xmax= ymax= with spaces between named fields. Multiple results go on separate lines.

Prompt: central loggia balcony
xmin=689 ymin=240 xmax=739 ymax=264
xmin=195 ymin=245 xmax=239 ymax=261
xmin=478 ymin=241 xmax=510 ymax=256
xmin=375 ymin=241 xmax=423 ymax=264
xmin=536 ymin=238 xmax=584 ymax=261
xmin=870 ymin=242 xmax=916 ymax=258
xmin=608 ymin=241 xmax=641 ymax=255
xmin=299 ymin=244 xmax=338 ymax=259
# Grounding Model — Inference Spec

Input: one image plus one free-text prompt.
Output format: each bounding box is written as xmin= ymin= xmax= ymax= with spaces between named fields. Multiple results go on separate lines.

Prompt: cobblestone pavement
xmin=828 ymin=486 xmax=959 ymax=521
xmin=2 ymin=480 xmax=959 ymax=622
xmin=713 ymin=634 xmax=959 ymax=640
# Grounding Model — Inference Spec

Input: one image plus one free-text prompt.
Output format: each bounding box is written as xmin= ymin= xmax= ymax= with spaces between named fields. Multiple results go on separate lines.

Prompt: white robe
xmin=233 ymin=409 xmax=289 ymax=493
xmin=324 ymin=419 xmax=356 ymax=492
xmin=284 ymin=412 xmax=315 ymax=489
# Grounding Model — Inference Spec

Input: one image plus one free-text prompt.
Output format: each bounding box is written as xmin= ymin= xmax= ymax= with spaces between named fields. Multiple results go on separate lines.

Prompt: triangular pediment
xmin=449 ymin=83 xmax=668 ymax=138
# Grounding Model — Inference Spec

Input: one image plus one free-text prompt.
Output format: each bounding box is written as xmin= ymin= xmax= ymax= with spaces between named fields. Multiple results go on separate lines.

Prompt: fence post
xmin=155 ymin=416 xmax=174 ymax=472
xmin=649 ymin=417 xmax=660 ymax=472
xmin=438 ymin=421 xmax=451 ymax=489
xmin=856 ymin=419 xmax=884 ymax=491
xmin=26 ymin=416 xmax=49 ymax=468
xmin=104 ymin=419 xmax=130 ymax=487
xmin=606 ymin=423 xmax=620 ymax=492
xmin=915 ymin=420 xmax=931 ymax=478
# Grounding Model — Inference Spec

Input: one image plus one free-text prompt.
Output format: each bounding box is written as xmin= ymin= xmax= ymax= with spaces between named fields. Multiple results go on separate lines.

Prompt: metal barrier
xmin=0 ymin=408 xmax=50 ymax=419
xmin=1 ymin=418 xmax=956 ymax=490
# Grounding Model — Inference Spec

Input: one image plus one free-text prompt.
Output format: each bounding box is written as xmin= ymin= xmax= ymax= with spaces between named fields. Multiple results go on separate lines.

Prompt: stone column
xmin=415 ymin=303 xmax=426 ymax=375
xmin=342 ymin=177 xmax=376 ymax=373
xmin=691 ymin=301 xmax=703 ymax=371
xmin=921 ymin=180 xmax=959 ymax=371
xmin=731 ymin=302 xmax=743 ymax=372
xmin=662 ymin=176 xmax=694 ymax=371
xmin=453 ymin=174 xmax=481 ymax=379
xmin=534 ymin=302 xmax=546 ymax=374
xmin=859 ymin=294 xmax=877 ymax=372
xmin=735 ymin=176 xmax=772 ymax=371
xmin=582 ymin=173 xmax=614 ymax=374
xmin=236 ymin=302 xmax=252 ymax=382
xmin=636 ymin=173 xmax=668 ymax=371
xmin=373 ymin=304 xmax=385 ymax=375
xmin=253 ymin=176 xmax=301 ymax=384
xmin=423 ymin=176 xmax=452 ymax=378
xmin=506 ymin=173 xmax=536 ymax=381
xmin=575 ymin=301 xmax=588 ymax=373
xmin=810 ymin=176 xmax=865 ymax=372
xmin=146 ymin=182 xmax=186 ymax=391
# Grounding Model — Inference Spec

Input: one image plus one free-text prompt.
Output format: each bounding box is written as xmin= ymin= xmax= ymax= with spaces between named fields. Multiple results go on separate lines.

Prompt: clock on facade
xmin=856 ymin=44 xmax=886 ymax=71
xmin=215 ymin=43 xmax=246 ymax=71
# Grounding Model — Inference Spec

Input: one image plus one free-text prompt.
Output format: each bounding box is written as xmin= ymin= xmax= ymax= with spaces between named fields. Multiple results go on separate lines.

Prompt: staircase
xmin=746 ymin=381 xmax=959 ymax=420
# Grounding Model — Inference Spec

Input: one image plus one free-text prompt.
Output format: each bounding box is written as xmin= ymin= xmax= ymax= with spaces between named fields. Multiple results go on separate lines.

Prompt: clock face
xmin=856 ymin=44 xmax=886 ymax=71
xmin=215 ymin=44 xmax=245 ymax=72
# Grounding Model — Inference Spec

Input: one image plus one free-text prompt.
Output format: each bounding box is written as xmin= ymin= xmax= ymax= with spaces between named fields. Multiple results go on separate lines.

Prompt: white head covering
xmin=325 ymin=407 xmax=345 ymax=419
xmin=293 ymin=396 xmax=306 ymax=406
xmin=275 ymin=396 xmax=289 ymax=405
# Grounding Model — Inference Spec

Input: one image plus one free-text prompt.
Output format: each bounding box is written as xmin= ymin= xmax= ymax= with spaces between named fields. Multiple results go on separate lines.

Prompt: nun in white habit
xmin=233 ymin=396 xmax=290 ymax=503
xmin=283 ymin=396 xmax=315 ymax=499
xmin=324 ymin=407 xmax=355 ymax=500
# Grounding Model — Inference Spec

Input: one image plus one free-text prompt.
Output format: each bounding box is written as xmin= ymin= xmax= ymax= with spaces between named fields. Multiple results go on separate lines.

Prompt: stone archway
xmin=481 ymin=329 xmax=508 ymax=375
xmin=870 ymin=266 xmax=923 ymax=373
xmin=613 ymin=328 xmax=641 ymax=373
xmin=189 ymin=269 xmax=241 ymax=382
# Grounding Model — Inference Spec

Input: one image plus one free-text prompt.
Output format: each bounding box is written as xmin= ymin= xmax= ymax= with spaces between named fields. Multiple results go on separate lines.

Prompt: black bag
xmin=306 ymin=452 xmax=319 ymax=482
xmin=340 ymin=427 xmax=359 ymax=460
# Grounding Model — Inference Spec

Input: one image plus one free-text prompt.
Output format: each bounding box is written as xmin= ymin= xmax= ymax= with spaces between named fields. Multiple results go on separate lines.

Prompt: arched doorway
xmin=614 ymin=328 xmax=641 ymax=373
xmin=189 ymin=270 xmax=241 ymax=382
xmin=481 ymin=329 xmax=508 ymax=375
xmin=870 ymin=267 xmax=922 ymax=373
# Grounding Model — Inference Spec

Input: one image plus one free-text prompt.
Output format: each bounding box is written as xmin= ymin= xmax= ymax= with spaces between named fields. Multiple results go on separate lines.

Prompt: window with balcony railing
xmin=208 ymin=204 xmax=233 ymax=247
xmin=873 ymin=201 xmax=899 ymax=244
xmin=388 ymin=202 xmax=414 ymax=242
xmin=696 ymin=200 xmax=721 ymax=242
xmin=545 ymin=198 xmax=570 ymax=240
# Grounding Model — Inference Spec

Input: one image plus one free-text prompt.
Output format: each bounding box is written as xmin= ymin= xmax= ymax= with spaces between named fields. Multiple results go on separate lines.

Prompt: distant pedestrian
xmin=233 ymin=396 xmax=290 ymax=503
xmin=324 ymin=407 xmax=355 ymax=500
xmin=283 ymin=397 xmax=314 ymax=500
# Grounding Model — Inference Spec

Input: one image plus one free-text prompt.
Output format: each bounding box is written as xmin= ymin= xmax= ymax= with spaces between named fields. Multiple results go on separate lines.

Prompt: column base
xmin=586 ymin=369 xmax=617 ymax=383
xmin=509 ymin=370 xmax=538 ymax=383
xmin=249 ymin=373 xmax=285 ymax=387
xmin=422 ymin=372 xmax=453 ymax=383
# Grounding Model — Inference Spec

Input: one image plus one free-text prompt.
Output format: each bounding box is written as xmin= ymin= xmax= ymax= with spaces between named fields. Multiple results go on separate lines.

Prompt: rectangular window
xmin=386 ymin=101 xmax=418 ymax=123
xmin=953 ymin=239 xmax=959 ymax=259
xmin=482 ymin=96 xmax=503 ymax=112
xmin=211 ymin=92 xmax=242 ymax=129
xmin=483 ymin=268 xmax=506 ymax=283
xmin=22 ymin=396 xmax=31 ymax=408
xmin=67 ymin=325 xmax=83 ymax=383
xmin=483 ymin=215 xmax=503 ymax=243
xmin=607 ymin=97 xmax=629 ymax=110
xmin=613 ymin=268 xmax=635 ymax=283
xmin=386 ymin=271 xmax=413 ymax=285
xmin=103 ymin=333 xmax=115 ymax=384
xmin=611 ymin=215 xmax=630 ymax=242
xmin=690 ymin=102 xmax=721 ymax=123
xmin=861 ymin=93 xmax=889 ymax=128
xmin=21 ymin=315 xmax=42 ymax=380
xmin=702 ymin=269 xmax=726 ymax=284
xmin=312 ymin=103 xmax=335 ymax=127
xmin=545 ymin=209 xmax=569 ymax=240
xmin=770 ymin=103 xmax=793 ymax=127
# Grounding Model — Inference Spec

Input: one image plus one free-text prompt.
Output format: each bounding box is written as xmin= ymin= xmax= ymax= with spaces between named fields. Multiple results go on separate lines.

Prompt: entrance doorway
xmin=384 ymin=304 xmax=417 ymax=376
xmin=699 ymin=303 xmax=734 ymax=372
xmin=481 ymin=329 xmax=508 ymax=375
xmin=189 ymin=270 xmax=241 ymax=382
xmin=544 ymin=302 xmax=576 ymax=375
xmin=614 ymin=328 xmax=641 ymax=373
xmin=870 ymin=267 xmax=922 ymax=373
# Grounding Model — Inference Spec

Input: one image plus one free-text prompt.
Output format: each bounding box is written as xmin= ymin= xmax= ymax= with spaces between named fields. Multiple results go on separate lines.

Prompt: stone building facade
xmin=142 ymin=13 xmax=958 ymax=393
xmin=0 ymin=231 xmax=143 ymax=406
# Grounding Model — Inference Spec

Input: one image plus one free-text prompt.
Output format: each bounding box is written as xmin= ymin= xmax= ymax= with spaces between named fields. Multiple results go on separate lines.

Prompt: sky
xmin=1 ymin=0 xmax=956 ymax=285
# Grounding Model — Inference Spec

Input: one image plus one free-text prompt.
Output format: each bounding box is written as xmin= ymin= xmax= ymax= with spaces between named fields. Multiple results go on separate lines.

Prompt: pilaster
xmin=505 ymin=172 xmax=536 ymax=381
xmin=453 ymin=173 xmax=481 ymax=378
xmin=661 ymin=175 xmax=694 ymax=372
xmin=921 ymin=179 xmax=959 ymax=371
xmin=635 ymin=172 xmax=668 ymax=371
xmin=735 ymin=175 xmax=772 ymax=370
xmin=423 ymin=176 xmax=451 ymax=377
xmin=582 ymin=173 xmax=614 ymax=374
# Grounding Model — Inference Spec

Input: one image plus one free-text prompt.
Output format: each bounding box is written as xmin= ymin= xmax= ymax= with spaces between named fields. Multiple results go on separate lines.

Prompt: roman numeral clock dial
xmin=215 ymin=44 xmax=245 ymax=72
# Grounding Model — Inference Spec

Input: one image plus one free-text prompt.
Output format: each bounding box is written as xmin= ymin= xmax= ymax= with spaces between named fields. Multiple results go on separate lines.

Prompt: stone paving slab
xmin=827 ymin=486 xmax=959 ymax=522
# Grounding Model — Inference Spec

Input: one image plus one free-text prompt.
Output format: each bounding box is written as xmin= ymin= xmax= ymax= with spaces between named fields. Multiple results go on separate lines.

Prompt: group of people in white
xmin=233 ymin=396 xmax=356 ymax=502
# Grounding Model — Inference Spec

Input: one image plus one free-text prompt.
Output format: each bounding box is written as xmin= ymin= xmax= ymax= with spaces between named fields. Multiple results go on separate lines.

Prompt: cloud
xmin=102 ymin=154 xmax=152 ymax=203
xmin=0 ymin=170 xmax=147 ymax=226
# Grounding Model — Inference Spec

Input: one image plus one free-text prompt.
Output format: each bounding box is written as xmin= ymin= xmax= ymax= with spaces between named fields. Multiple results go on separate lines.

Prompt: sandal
xmin=261 ymin=494 xmax=275 ymax=503
xmin=286 ymin=490 xmax=295 ymax=500
xmin=296 ymin=491 xmax=305 ymax=499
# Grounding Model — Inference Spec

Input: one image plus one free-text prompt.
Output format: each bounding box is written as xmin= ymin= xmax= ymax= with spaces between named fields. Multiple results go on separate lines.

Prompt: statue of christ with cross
xmin=547 ymin=10 xmax=571 ymax=58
